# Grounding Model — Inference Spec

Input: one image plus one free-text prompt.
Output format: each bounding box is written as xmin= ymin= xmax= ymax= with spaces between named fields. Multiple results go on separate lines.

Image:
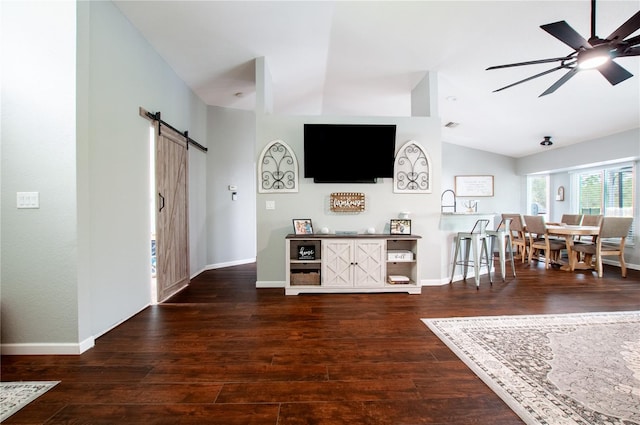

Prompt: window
xmin=572 ymin=163 xmax=635 ymax=239
xmin=527 ymin=175 xmax=549 ymax=219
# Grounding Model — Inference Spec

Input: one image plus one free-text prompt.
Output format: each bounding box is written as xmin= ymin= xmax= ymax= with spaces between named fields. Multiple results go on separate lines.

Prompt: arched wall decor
xmin=393 ymin=140 xmax=432 ymax=193
xmin=258 ymin=139 xmax=299 ymax=193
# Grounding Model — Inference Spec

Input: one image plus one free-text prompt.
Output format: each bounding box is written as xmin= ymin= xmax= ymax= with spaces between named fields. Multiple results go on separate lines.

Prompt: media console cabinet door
xmin=322 ymin=239 xmax=385 ymax=287
xmin=353 ymin=240 xmax=386 ymax=287
xmin=322 ymin=240 xmax=353 ymax=286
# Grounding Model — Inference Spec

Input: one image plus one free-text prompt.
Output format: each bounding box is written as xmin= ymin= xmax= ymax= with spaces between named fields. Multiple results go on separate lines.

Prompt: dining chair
xmin=502 ymin=213 xmax=528 ymax=263
xmin=578 ymin=215 xmax=603 ymax=242
xmin=560 ymin=214 xmax=583 ymax=225
xmin=573 ymin=214 xmax=603 ymax=264
xmin=523 ymin=215 xmax=566 ymax=269
xmin=572 ymin=217 xmax=633 ymax=277
xmin=556 ymin=214 xmax=583 ymax=259
xmin=449 ymin=219 xmax=492 ymax=289
xmin=486 ymin=218 xmax=516 ymax=281
xmin=581 ymin=214 xmax=603 ymax=227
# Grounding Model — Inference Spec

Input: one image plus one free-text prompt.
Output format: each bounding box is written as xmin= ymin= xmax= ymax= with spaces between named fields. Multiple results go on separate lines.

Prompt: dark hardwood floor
xmin=2 ymin=261 xmax=639 ymax=424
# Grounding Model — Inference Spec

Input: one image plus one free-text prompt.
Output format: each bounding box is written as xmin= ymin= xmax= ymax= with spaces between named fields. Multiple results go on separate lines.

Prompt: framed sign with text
xmin=455 ymin=175 xmax=494 ymax=197
xmin=330 ymin=192 xmax=365 ymax=212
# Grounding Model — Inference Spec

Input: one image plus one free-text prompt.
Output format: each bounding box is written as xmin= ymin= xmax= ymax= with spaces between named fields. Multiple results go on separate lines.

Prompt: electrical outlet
xmin=266 ymin=201 xmax=275 ymax=210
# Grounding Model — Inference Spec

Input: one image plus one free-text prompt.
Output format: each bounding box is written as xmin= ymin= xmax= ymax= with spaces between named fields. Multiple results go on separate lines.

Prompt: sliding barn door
xmin=155 ymin=125 xmax=190 ymax=302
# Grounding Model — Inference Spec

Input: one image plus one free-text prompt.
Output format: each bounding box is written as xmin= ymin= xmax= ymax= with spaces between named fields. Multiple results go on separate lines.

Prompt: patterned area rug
xmin=422 ymin=311 xmax=640 ymax=425
xmin=0 ymin=381 xmax=59 ymax=421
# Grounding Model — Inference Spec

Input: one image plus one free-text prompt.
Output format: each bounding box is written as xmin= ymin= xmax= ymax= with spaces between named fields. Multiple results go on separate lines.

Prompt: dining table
xmin=546 ymin=224 xmax=600 ymax=271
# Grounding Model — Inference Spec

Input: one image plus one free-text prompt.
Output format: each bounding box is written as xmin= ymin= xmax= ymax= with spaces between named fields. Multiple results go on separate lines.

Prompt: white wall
xmin=83 ymin=0 xmax=208 ymax=338
xmin=516 ymin=129 xmax=640 ymax=175
xmin=206 ymin=106 xmax=257 ymax=268
xmin=1 ymin=0 xmax=209 ymax=354
xmin=1 ymin=1 xmax=80 ymax=348
xmin=442 ymin=143 xmax=521 ymax=216
xmin=549 ymin=173 xmax=573 ymax=220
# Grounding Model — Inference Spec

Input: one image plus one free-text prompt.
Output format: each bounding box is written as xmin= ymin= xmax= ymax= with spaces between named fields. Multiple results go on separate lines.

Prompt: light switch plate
xmin=17 ymin=192 xmax=40 ymax=209
xmin=266 ymin=200 xmax=275 ymax=210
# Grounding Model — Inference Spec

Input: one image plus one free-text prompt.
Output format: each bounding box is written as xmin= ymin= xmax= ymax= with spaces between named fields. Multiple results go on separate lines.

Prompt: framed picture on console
xmin=390 ymin=219 xmax=411 ymax=235
xmin=293 ymin=219 xmax=314 ymax=235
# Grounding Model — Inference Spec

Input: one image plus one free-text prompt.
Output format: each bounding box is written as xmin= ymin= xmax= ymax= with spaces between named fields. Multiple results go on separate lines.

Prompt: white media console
xmin=285 ymin=234 xmax=421 ymax=295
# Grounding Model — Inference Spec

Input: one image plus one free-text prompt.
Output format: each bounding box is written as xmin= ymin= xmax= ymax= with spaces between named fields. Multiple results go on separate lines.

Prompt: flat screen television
xmin=304 ymin=124 xmax=397 ymax=183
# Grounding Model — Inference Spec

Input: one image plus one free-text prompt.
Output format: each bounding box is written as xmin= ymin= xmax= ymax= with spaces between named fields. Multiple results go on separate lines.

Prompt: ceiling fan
xmin=487 ymin=0 xmax=640 ymax=96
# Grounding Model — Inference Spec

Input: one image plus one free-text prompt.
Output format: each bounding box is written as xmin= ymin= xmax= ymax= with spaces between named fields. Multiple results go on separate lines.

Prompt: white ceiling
xmin=114 ymin=0 xmax=640 ymax=158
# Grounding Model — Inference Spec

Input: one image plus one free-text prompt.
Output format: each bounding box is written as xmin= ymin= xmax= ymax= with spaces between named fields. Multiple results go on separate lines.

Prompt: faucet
xmin=441 ymin=189 xmax=456 ymax=213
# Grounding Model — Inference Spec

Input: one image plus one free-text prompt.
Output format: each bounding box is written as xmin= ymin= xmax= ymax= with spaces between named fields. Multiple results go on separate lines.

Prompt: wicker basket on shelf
xmin=290 ymin=271 xmax=320 ymax=285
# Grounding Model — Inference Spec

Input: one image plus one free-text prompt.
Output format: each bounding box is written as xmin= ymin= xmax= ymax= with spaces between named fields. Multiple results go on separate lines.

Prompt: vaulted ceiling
xmin=114 ymin=1 xmax=640 ymax=158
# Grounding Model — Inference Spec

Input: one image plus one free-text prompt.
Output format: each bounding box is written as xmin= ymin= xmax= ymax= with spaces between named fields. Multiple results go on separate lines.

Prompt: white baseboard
xmin=190 ymin=266 xmax=207 ymax=279
xmin=256 ymin=280 xmax=285 ymax=288
xmin=204 ymin=258 xmax=256 ymax=271
xmin=1 ymin=302 xmax=149 ymax=356
xmin=79 ymin=336 xmax=96 ymax=353
xmin=602 ymin=259 xmax=639 ymax=272
xmin=421 ymin=278 xmax=450 ymax=286
xmin=1 ymin=336 xmax=95 ymax=355
xmin=189 ymin=258 xmax=256 ymax=279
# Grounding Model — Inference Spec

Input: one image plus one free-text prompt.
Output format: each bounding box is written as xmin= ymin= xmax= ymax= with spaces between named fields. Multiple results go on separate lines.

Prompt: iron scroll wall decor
xmin=394 ymin=140 xmax=432 ymax=193
xmin=257 ymin=140 xmax=299 ymax=193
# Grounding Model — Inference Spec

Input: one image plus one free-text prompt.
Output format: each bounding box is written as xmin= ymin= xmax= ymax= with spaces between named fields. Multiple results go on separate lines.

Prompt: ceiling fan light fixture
xmin=577 ymin=45 xmax=611 ymax=69
xmin=540 ymin=136 xmax=553 ymax=146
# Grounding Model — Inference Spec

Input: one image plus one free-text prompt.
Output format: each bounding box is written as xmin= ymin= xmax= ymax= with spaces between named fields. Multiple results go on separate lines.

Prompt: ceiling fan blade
xmin=539 ymin=68 xmax=578 ymax=97
xmin=541 ymin=21 xmax=591 ymax=50
xmin=492 ymin=65 xmax=569 ymax=93
xmin=486 ymin=55 xmax=575 ymax=70
xmin=606 ymin=10 xmax=640 ymax=42
xmin=622 ymin=34 xmax=640 ymax=47
xmin=618 ymin=46 xmax=640 ymax=57
xmin=598 ymin=60 xmax=634 ymax=85
xmin=612 ymin=35 xmax=640 ymax=57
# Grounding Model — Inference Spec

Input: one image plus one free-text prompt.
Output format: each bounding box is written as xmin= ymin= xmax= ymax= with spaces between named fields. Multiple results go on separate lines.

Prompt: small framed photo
xmin=390 ymin=219 xmax=411 ymax=235
xmin=293 ymin=219 xmax=314 ymax=235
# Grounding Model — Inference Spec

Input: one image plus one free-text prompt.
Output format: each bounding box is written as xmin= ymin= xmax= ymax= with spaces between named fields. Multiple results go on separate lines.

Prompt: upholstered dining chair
xmin=581 ymin=214 xmax=603 ymax=227
xmin=577 ymin=214 xmax=603 ymax=242
xmin=502 ymin=213 xmax=528 ymax=263
xmin=556 ymin=214 xmax=583 ymax=259
xmin=572 ymin=217 xmax=633 ymax=277
xmin=449 ymin=219 xmax=492 ymax=289
xmin=573 ymin=214 xmax=603 ymax=264
xmin=560 ymin=214 xmax=583 ymax=225
xmin=523 ymin=215 xmax=566 ymax=269
xmin=486 ymin=218 xmax=516 ymax=281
